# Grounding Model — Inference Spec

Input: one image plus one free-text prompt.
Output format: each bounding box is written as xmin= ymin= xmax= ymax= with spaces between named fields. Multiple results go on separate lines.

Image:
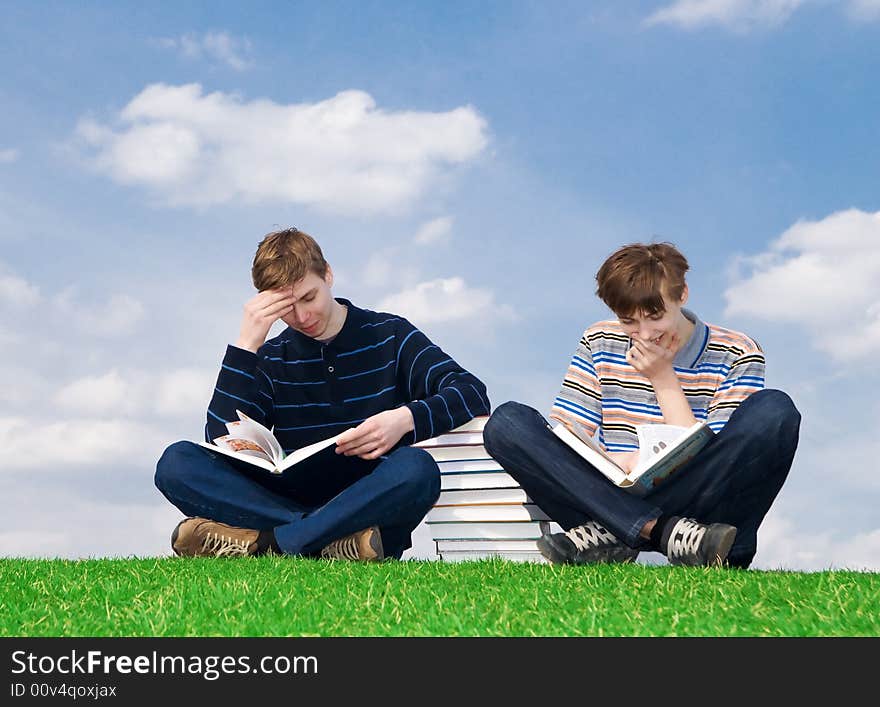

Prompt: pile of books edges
xmin=414 ymin=416 xmax=553 ymax=563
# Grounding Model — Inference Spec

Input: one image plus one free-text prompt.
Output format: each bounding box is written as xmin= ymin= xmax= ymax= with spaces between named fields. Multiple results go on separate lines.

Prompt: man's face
xmin=616 ymin=286 xmax=688 ymax=346
xmin=279 ymin=269 xmax=336 ymax=339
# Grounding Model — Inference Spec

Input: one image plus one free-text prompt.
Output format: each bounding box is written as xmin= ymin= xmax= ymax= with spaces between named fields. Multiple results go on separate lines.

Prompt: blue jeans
xmin=482 ymin=389 xmax=801 ymax=568
xmin=155 ymin=442 xmax=440 ymax=559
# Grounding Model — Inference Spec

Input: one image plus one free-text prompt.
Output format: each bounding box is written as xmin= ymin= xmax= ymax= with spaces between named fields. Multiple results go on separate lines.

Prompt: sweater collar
xmin=673 ymin=308 xmax=709 ymax=368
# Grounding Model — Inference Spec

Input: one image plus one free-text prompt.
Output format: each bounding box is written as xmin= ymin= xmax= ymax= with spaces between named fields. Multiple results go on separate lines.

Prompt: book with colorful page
xmin=552 ymin=420 xmax=714 ymax=496
xmin=198 ymin=410 xmax=338 ymax=474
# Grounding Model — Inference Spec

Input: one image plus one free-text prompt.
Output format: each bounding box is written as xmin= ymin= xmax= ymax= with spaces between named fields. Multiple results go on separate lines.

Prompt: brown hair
xmin=595 ymin=242 xmax=689 ymax=317
xmin=251 ymin=227 xmax=328 ymax=291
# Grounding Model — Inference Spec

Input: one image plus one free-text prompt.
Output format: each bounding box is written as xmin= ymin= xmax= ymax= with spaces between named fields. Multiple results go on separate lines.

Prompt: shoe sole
xmin=170 ymin=519 xmax=185 ymax=557
xmin=536 ymin=535 xmax=638 ymax=565
xmin=369 ymin=527 xmax=385 ymax=561
xmin=536 ymin=536 xmax=569 ymax=564
xmin=709 ymin=525 xmax=737 ymax=567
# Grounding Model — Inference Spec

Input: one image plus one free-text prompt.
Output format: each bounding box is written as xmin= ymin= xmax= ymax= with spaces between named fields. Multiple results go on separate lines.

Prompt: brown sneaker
xmin=319 ymin=526 xmax=384 ymax=561
xmin=171 ymin=517 xmax=272 ymax=557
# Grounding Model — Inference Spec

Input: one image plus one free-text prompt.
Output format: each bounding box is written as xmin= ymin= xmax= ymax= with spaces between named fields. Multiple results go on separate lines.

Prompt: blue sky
xmin=2 ymin=0 xmax=879 ymax=569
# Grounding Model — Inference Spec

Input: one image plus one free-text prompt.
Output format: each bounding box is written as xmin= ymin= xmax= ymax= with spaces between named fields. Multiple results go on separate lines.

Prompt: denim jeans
xmin=155 ymin=442 xmax=440 ymax=559
xmin=482 ymin=389 xmax=801 ymax=568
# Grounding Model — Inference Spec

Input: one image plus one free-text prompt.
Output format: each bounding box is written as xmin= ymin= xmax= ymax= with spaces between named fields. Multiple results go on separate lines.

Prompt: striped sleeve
xmin=706 ymin=344 xmax=765 ymax=433
xmin=395 ymin=320 xmax=490 ymax=442
xmin=205 ymin=344 xmax=275 ymax=442
xmin=549 ymin=332 xmax=603 ymax=444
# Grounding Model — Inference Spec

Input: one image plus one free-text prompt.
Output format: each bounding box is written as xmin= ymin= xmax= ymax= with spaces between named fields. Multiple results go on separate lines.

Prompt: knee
xmin=747 ymin=389 xmax=802 ymax=447
xmin=154 ymin=440 xmax=200 ymax=494
xmin=483 ymin=401 xmax=534 ymax=457
xmin=392 ymin=446 xmax=441 ymax=504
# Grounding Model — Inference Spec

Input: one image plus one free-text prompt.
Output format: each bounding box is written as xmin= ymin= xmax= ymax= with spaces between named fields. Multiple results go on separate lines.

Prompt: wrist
xmin=650 ymin=369 xmax=679 ymax=390
xmin=234 ymin=337 xmax=261 ymax=353
xmin=398 ymin=406 xmax=415 ymax=433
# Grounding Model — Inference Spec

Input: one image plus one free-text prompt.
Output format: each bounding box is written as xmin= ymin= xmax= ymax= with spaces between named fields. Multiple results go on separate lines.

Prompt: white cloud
xmin=645 ymin=0 xmax=806 ymax=31
xmin=0 ymin=366 xmax=51 ymax=406
xmin=724 ymin=209 xmax=880 ymax=362
xmin=52 ymin=367 xmax=214 ymax=419
xmin=54 ymin=290 xmax=145 ymax=338
xmin=0 ymin=148 xmax=18 ymax=164
xmin=76 ymin=84 xmax=489 ymax=214
xmin=0 ymin=272 xmax=40 ymax=307
xmin=363 ymin=251 xmax=396 ymax=289
xmin=0 ymin=500 xmax=183 ymax=559
xmin=153 ymin=367 xmax=213 ymax=417
xmin=755 ymin=514 xmax=880 ymax=571
xmin=0 ymin=267 xmax=144 ymax=338
xmin=377 ymin=277 xmax=516 ymax=324
xmin=155 ymin=31 xmax=254 ymax=71
xmin=414 ymin=216 xmax=454 ymax=246
xmin=848 ymin=0 xmax=880 ymax=20
xmin=54 ymin=369 xmax=131 ymax=415
xmin=646 ymin=0 xmax=880 ymax=30
xmin=0 ymin=416 xmax=167 ymax=470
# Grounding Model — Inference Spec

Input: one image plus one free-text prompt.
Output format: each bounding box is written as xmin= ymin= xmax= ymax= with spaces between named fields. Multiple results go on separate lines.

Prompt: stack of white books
xmin=414 ymin=416 xmax=550 ymax=563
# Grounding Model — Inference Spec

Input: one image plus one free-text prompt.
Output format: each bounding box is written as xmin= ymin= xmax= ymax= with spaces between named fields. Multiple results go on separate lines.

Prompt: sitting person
xmin=155 ymin=227 xmax=490 ymax=560
xmin=483 ymin=242 xmax=800 ymax=568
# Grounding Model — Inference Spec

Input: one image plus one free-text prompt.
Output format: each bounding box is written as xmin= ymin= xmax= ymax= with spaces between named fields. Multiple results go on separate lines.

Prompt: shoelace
xmin=201 ymin=532 xmax=251 ymax=557
xmin=566 ymin=522 xmax=617 ymax=551
xmin=668 ymin=519 xmax=705 ymax=559
xmin=321 ymin=534 xmax=361 ymax=560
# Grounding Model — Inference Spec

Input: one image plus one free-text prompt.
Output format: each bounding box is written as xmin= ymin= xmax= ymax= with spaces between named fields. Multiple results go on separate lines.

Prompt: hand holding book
xmin=335 ymin=406 xmax=415 ymax=460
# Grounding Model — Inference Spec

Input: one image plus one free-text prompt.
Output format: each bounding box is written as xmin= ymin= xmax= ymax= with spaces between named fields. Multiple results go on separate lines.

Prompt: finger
xmin=247 ymin=294 xmax=294 ymax=320
xmin=337 ymin=436 xmax=370 ymax=455
xmin=251 ymin=288 xmax=293 ymax=308
xmin=335 ymin=427 xmax=366 ymax=449
xmin=361 ymin=439 xmax=392 ymax=459
xmin=343 ymin=439 xmax=382 ymax=457
xmin=360 ymin=447 xmax=388 ymax=460
xmin=337 ymin=425 xmax=380 ymax=450
xmin=259 ymin=298 xmax=294 ymax=319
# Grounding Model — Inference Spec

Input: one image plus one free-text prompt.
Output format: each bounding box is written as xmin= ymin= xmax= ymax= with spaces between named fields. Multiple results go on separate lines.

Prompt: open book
xmin=552 ymin=420 xmax=714 ymax=496
xmin=198 ymin=410 xmax=338 ymax=474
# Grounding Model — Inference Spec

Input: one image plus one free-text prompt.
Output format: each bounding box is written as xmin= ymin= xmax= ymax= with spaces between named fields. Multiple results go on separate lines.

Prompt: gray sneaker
xmin=662 ymin=517 xmax=737 ymax=567
xmin=537 ymin=521 xmax=639 ymax=565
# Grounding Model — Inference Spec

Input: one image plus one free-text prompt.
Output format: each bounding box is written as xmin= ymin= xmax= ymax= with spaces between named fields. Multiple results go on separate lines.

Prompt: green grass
xmin=2 ymin=558 xmax=877 ymax=636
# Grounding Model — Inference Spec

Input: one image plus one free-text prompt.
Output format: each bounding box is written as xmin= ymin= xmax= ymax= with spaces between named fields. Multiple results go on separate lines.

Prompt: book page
xmin=551 ymin=424 xmax=629 ymax=486
xmin=629 ymin=424 xmax=715 ymax=494
xmin=277 ymin=434 xmax=339 ymax=472
xmin=197 ymin=440 xmax=277 ymax=473
xmin=635 ymin=424 xmax=689 ymax=466
xmin=566 ymin=423 xmax=619 ymax=466
xmin=211 ymin=434 xmax=274 ymax=463
xmin=633 ymin=422 xmax=704 ymax=475
xmin=225 ymin=410 xmax=284 ymax=465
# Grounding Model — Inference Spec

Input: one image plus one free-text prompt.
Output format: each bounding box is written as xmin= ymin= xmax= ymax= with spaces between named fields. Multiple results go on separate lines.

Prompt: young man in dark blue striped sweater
xmin=155 ymin=228 xmax=490 ymax=560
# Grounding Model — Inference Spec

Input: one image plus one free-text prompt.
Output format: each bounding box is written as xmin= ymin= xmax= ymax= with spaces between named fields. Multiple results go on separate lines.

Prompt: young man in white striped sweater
xmin=483 ymin=242 xmax=800 ymax=568
xmin=155 ymin=227 xmax=490 ymax=561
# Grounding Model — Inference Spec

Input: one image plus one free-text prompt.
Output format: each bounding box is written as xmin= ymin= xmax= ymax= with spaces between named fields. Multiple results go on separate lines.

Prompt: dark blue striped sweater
xmin=206 ymin=298 xmax=491 ymax=453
